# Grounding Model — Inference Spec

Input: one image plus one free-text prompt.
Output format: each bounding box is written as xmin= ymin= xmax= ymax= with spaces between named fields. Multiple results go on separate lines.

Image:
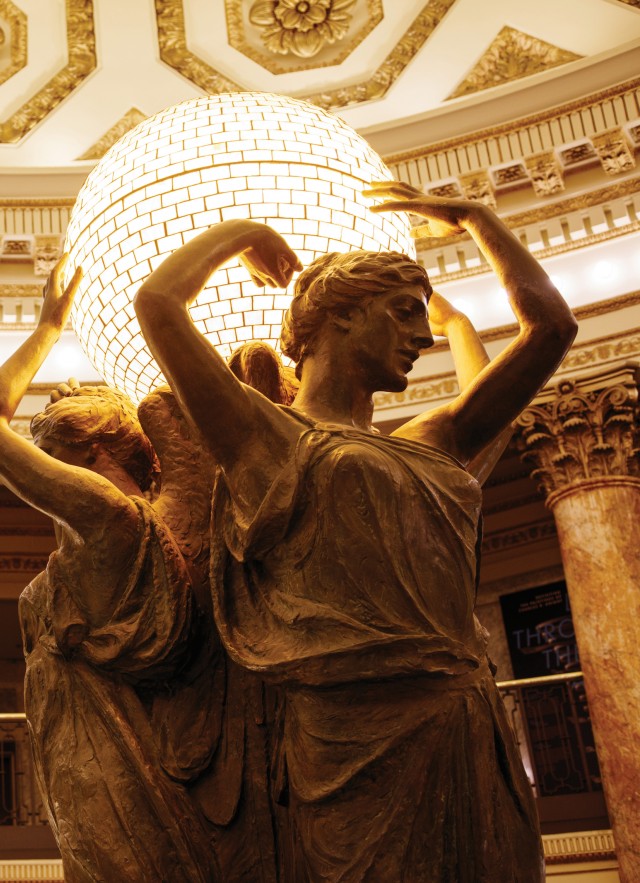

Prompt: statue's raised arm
xmin=134 ymin=219 xmax=304 ymax=513
xmin=365 ymin=180 xmax=578 ymax=464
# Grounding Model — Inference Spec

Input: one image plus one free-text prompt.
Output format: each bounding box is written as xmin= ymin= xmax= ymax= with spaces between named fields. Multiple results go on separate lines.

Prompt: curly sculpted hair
xmin=30 ymin=386 xmax=159 ymax=491
xmin=280 ymin=250 xmax=430 ymax=377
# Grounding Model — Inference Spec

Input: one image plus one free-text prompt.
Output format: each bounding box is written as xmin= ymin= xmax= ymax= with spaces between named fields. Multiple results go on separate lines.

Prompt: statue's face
xmin=35 ymin=438 xmax=95 ymax=470
xmin=347 ymin=284 xmax=432 ymax=393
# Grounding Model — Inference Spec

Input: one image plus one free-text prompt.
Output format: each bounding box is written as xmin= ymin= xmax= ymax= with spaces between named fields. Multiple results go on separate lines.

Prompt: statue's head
xmin=280 ymin=250 xmax=431 ymax=379
xmin=30 ymin=386 xmax=159 ymax=491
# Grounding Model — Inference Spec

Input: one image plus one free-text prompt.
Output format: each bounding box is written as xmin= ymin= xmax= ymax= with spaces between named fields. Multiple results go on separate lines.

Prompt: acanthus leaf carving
xmin=516 ymin=367 xmax=640 ymax=499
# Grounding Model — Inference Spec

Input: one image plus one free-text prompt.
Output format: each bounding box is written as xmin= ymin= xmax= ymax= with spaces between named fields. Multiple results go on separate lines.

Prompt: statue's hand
xmin=39 ymin=254 xmax=82 ymax=334
xmin=50 ymin=378 xmax=81 ymax=403
xmin=239 ymin=226 xmax=303 ymax=288
xmin=427 ymin=291 xmax=467 ymax=338
xmin=363 ymin=180 xmax=486 ymax=238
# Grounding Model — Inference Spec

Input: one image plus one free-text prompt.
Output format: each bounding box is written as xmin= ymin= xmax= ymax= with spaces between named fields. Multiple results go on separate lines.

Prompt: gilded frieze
xmin=0 ymin=0 xmax=97 ymax=144
xmin=447 ymin=26 xmax=582 ymax=101
xmin=0 ymin=0 xmax=27 ymax=89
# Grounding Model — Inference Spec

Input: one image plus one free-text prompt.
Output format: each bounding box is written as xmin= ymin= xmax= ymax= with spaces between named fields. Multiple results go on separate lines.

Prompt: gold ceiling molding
xmin=447 ymin=26 xmax=582 ymax=101
xmin=155 ymin=0 xmax=242 ymax=92
xmin=155 ymin=0 xmax=457 ymax=111
xmin=225 ymin=0 xmax=382 ymax=74
xmin=76 ymin=108 xmax=148 ymax=161
xmin=384 ymin=76 xmax=640 ymax=166
xmin=305 ymin=0 xmax=458 ymax=111
xmin=0 ymin=0 xmax=27 ymax=89
xmin=0 ymin=0 xmax=97 ymax=144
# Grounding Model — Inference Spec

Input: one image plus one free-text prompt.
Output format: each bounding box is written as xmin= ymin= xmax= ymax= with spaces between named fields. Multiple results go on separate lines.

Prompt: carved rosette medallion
xmin=516 ymin=365 xmax=640 ymax=501
xmin=248 ymin=0 xmax=356 ymax=58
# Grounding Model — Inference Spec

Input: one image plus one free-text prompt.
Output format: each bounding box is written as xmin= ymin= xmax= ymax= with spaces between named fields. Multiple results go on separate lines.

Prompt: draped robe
xmin=212 ymin=415 xmax=544 ymax=883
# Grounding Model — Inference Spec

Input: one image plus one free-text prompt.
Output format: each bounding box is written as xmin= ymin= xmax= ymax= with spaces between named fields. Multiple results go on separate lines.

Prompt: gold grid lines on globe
xmin=65 ymin=93 xmax=416 ymax=403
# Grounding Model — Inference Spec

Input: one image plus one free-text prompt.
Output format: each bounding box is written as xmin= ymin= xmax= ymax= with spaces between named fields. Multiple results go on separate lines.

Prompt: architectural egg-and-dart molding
xmin=155 ymin=0 xmax=458 ymax=111
xmin=0 ymin=0 xmax=27 ymax=89
xmin=0 ymin=0 xmax=97 ymax=144
xmin=227 ymin=0 xmax=383 ymax=73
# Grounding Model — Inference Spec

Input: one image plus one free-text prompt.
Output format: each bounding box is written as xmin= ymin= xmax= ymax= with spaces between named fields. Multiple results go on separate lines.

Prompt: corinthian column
xmin=516 ymin=363 xmax=640 ymax=883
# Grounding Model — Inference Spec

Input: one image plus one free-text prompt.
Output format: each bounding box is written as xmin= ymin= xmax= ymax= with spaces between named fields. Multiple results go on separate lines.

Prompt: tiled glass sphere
xmin=65 ymin=93 xmax=416 ymax=402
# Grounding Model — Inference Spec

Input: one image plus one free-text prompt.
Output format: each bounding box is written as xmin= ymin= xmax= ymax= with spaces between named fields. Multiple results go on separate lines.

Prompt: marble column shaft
xmin=517 ymin=364 xmax=640 ymax=883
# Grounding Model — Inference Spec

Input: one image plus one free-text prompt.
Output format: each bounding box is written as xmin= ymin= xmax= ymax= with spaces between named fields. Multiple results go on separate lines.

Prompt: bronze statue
xmin=134 ymin=181 xmax=577 ymax=882
xmin=0 ymin=260 xmax=294 ymax=882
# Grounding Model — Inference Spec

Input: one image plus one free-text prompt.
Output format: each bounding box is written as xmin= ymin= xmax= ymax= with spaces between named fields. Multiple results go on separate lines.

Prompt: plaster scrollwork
xmin=516 ymin=366 xmax=640 ymax=499
xmin=248 ymin=0 xmax=357 ymax=58
xmin=0 ymin=0 xmax=97 ymax=144
xmin=459 ymin=170 xmax=496 ymax=208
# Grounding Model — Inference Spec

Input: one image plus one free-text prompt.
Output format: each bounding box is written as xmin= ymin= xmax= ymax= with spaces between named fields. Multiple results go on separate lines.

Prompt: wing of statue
xmin=137 ymin=386 xmax=216 ymax=600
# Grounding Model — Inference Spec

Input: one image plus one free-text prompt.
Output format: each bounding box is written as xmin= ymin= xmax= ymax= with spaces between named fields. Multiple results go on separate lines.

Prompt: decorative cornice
xmin=447 ymin=26 xmax=581 ymax=101
xmin=416 ymin=177 xmax=640 ymax=253
xmin=0 ymin=553 xmax=49 ymax=573
xmin=383 ymin=76 xmax=640 ymax=166
xmin=478 ymin=564 xmax=566 ymax=599
xmin=0 ymin=0 xmax=97 ymax=144
xmin=0 ymin=284 xmax=43 ymax=298
xmin=0 ymin=198 xmax=76 ymax=208
xmin=542 ymin=829 xmax=616 ymax=864
xmin=0 ymin=0 xmax=27 ymax=89
xmin=76 ymin=108 xmax=147 ymax=161
xmin=516 ymin=364 xmax=640 ymax=500
xmin=422 ymin=220 xmax=640 ymax=280
xmin=481 ymin=518 xmax=557 ymax=555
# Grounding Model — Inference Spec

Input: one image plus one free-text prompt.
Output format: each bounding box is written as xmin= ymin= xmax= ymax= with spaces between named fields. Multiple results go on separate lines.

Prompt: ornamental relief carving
xmin=447 ymin=26 xmax=582 ymax=101
xmin=226 ymin=0 xmax=381 ymax=74
xmin=248 ymin=0 xmax=357 ymax=59
xmin=516 ymin=367 xmax=640 ymax=498
xmin=0 ymin=0 xmax=97 ymax=144
xmin=156 ymin=0 xmax=456 ymax=110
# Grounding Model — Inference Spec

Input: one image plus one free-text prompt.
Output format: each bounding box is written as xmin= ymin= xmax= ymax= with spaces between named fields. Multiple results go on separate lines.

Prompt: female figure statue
xmin=0 ymin=259 xmax=293 ymax=882
xmin=134 ymin=182 xmax=578 ymax=882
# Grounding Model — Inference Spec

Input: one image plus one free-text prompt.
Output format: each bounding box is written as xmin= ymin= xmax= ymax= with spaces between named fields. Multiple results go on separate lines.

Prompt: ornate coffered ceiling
xmin=0 ymin=0 xmax=637 ymax=167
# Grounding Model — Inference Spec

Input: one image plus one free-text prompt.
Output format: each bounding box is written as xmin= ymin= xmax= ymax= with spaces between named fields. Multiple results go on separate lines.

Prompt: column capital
xmin=515 ymin=363 xmax=640 ymax=501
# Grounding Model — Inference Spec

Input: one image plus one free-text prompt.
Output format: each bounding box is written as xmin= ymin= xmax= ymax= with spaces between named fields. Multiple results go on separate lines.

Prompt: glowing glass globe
xmin=65 ymin=92 xmax=416 ymax=402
